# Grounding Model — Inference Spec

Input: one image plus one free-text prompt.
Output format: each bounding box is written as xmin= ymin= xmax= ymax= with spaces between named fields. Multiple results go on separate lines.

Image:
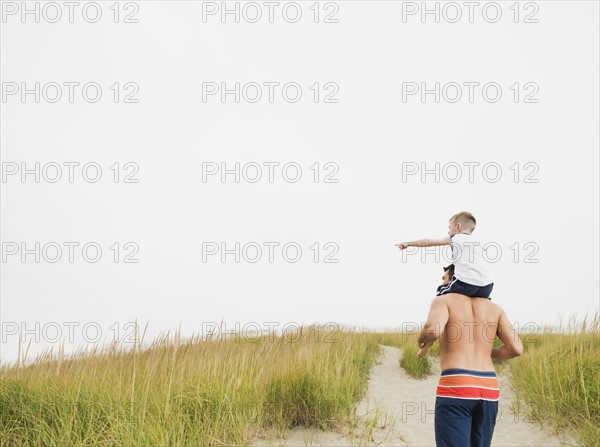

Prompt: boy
xmin=395 ymin=211 xmax=494 ymax=299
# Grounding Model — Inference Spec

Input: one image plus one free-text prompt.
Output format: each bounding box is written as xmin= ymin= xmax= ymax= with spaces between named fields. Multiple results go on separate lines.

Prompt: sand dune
xmin=251 ymin=344 xmax=576 ymax=447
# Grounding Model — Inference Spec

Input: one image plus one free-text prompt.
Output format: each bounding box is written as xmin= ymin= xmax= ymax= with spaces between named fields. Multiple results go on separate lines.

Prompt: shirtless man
xmin=417 ymin=293 xmax=524 ymax=447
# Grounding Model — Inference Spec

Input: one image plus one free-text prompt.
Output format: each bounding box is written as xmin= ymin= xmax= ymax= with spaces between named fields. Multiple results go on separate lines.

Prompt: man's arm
xmin=418 ymin=297 xmax=450 ymax=346
xmin=492 ymin=309 xmax=524 ymax=360
xmin=395 ymin=236 xmax=452 ymax=249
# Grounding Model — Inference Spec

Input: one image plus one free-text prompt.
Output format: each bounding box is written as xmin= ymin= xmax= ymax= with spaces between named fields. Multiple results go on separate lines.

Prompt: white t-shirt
xmin=450 ymin=233 xmax=493 ymax=287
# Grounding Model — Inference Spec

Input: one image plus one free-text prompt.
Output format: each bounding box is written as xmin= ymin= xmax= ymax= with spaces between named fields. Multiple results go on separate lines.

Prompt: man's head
xmin=442 ymin=264 xmax=455 ymax=284
xmin=448 ymin=211 xmax=476 ymax=236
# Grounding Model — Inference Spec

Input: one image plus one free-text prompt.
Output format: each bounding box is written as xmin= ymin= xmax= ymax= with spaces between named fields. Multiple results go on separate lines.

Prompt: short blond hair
xmin=449 ymin=211 xmax=476 ymax=232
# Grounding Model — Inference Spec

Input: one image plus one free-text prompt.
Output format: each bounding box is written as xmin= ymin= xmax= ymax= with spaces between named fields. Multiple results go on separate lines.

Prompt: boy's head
xmin=442 ymin=264 xmax=455 ymax=284
xmin=448 ymin=211 xmax=476 ymax=236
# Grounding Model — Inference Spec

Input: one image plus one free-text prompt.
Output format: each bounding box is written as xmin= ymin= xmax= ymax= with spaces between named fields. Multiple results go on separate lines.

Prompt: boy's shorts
xmin=436 ymin=276 xmax=494 ymax=299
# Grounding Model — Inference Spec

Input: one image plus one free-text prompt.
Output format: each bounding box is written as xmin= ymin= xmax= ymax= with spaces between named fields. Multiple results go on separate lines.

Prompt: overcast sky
xmin=1 ymin=1 xmax=598 ymax=366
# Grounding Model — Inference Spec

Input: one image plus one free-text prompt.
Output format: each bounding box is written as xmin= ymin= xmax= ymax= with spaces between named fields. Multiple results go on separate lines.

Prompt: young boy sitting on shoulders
xmin=395 ymin=211 xmax=494 ymax=300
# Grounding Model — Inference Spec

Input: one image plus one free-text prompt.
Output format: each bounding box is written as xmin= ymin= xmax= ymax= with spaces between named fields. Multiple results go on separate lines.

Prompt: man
xmin=436 ymin=264 xmax=455 ymax=295
xmin=417 ymin=293 xmax=524 ymax=447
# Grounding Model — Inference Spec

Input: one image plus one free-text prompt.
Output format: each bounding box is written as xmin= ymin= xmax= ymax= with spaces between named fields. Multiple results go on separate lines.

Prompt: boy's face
xmin=442 ymin=271 xmax=451 ymax=285
xmin=448 ymin=219 xmax=461 ymax=236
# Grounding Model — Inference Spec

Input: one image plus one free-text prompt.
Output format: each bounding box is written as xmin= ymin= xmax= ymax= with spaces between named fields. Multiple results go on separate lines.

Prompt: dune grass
xmin=1 ymin=318 xmax=598 ymax=446
xmin=0 ymin=324 xmax=382 ymax=447
xmin=508 ymin=313 xmax=600 ymax=447
xmin=365 ymin=331 xmax=435 ymax=379
xmin=399 ymin=344 xmax=432 ymax=379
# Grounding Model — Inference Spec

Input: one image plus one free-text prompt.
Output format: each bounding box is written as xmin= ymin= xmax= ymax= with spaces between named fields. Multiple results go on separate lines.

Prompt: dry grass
xmin=1 ymin=316 xmax=597 ymax=446
xmin=508 ymin=313 xmax=600 ymax=447
xmin=0 ymin=324 xmax=381 ymax=447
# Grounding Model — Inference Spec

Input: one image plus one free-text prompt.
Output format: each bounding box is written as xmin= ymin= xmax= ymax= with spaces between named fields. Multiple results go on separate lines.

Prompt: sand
xmin=251 ymin=345 xmax=577 ymax=447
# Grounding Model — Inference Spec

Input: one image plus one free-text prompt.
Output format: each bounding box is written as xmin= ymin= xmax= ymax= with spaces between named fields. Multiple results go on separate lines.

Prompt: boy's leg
xmin=434 ymin=397 xmax=475 ymax=447
xmin=436 ymin=283 xmax=446 ymax=296
xmin=437 ymin=277 xmax=479 ymax=297
xmin=475 ymin=283 xmax=494 ymax=300
xmin=470 ymin=399 xmax=499 ymax=447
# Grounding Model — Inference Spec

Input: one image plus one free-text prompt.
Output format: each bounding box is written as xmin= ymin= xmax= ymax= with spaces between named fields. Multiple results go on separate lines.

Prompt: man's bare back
xmin=438 ymin=293 xmax=502 ymax=371
xmin=418 ymin=293 xmax=523 ymax=371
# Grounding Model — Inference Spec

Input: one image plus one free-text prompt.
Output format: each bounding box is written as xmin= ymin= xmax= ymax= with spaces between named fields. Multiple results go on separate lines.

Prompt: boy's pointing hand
xmin=395 ymin=242 xmax=409 ymax=250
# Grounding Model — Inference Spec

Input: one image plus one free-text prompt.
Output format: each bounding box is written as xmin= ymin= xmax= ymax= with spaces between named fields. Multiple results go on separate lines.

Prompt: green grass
xmin=0 ymin=325 xmax=382 ymax=447
xmin=367 ymin=330 xmax=435 ymax=378
xmin=2 ymin=318 xmax=598 ymax=446
xmin=399 ymin=343 xmax=432 ymax=379
xmin=508 ymin=313 xmax=600 ymax=447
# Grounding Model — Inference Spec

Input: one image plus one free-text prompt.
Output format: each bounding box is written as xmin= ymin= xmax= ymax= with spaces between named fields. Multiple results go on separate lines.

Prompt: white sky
xmin=1 ymin=1 xmax=599 ymax=366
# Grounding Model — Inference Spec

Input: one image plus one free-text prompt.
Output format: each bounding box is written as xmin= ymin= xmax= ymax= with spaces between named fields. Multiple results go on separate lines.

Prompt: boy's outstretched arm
xmin=395 ymin=236 xmax=451 ymax=249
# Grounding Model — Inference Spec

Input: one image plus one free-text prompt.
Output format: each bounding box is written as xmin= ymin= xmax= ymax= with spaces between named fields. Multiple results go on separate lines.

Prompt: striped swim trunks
xmin=436 ymin=368 xmax=500 ymax=401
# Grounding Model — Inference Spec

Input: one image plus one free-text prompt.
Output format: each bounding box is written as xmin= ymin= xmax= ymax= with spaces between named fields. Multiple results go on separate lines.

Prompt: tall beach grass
xmin=1 ymin=316 xmax=598 ymax=446
xmin=358 ymin=330 xmax=433 ymax=378
xmin=0 ymin=324 xmax=382 ymax=447
xmin=508 ymin=313 xmax=600 ymax=447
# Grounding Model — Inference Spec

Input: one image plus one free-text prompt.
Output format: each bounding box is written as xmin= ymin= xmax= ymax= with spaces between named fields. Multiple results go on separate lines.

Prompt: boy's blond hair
xmin=449 ymin=211 xmax=476 ymax=232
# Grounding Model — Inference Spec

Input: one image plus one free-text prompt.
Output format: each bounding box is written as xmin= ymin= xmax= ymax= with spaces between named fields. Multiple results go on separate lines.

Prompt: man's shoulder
xmin=437 ymin=294 xmax=502 ymax=311
xmin=430 ymin=295 xmax=452 ymax=311
xmin=433 ymin=294 xmax=455 ymax=307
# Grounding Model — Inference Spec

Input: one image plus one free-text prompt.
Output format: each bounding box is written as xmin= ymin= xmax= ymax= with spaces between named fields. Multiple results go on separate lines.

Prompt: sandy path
xmin=251 ymin=344 xmax=576 ymax=447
